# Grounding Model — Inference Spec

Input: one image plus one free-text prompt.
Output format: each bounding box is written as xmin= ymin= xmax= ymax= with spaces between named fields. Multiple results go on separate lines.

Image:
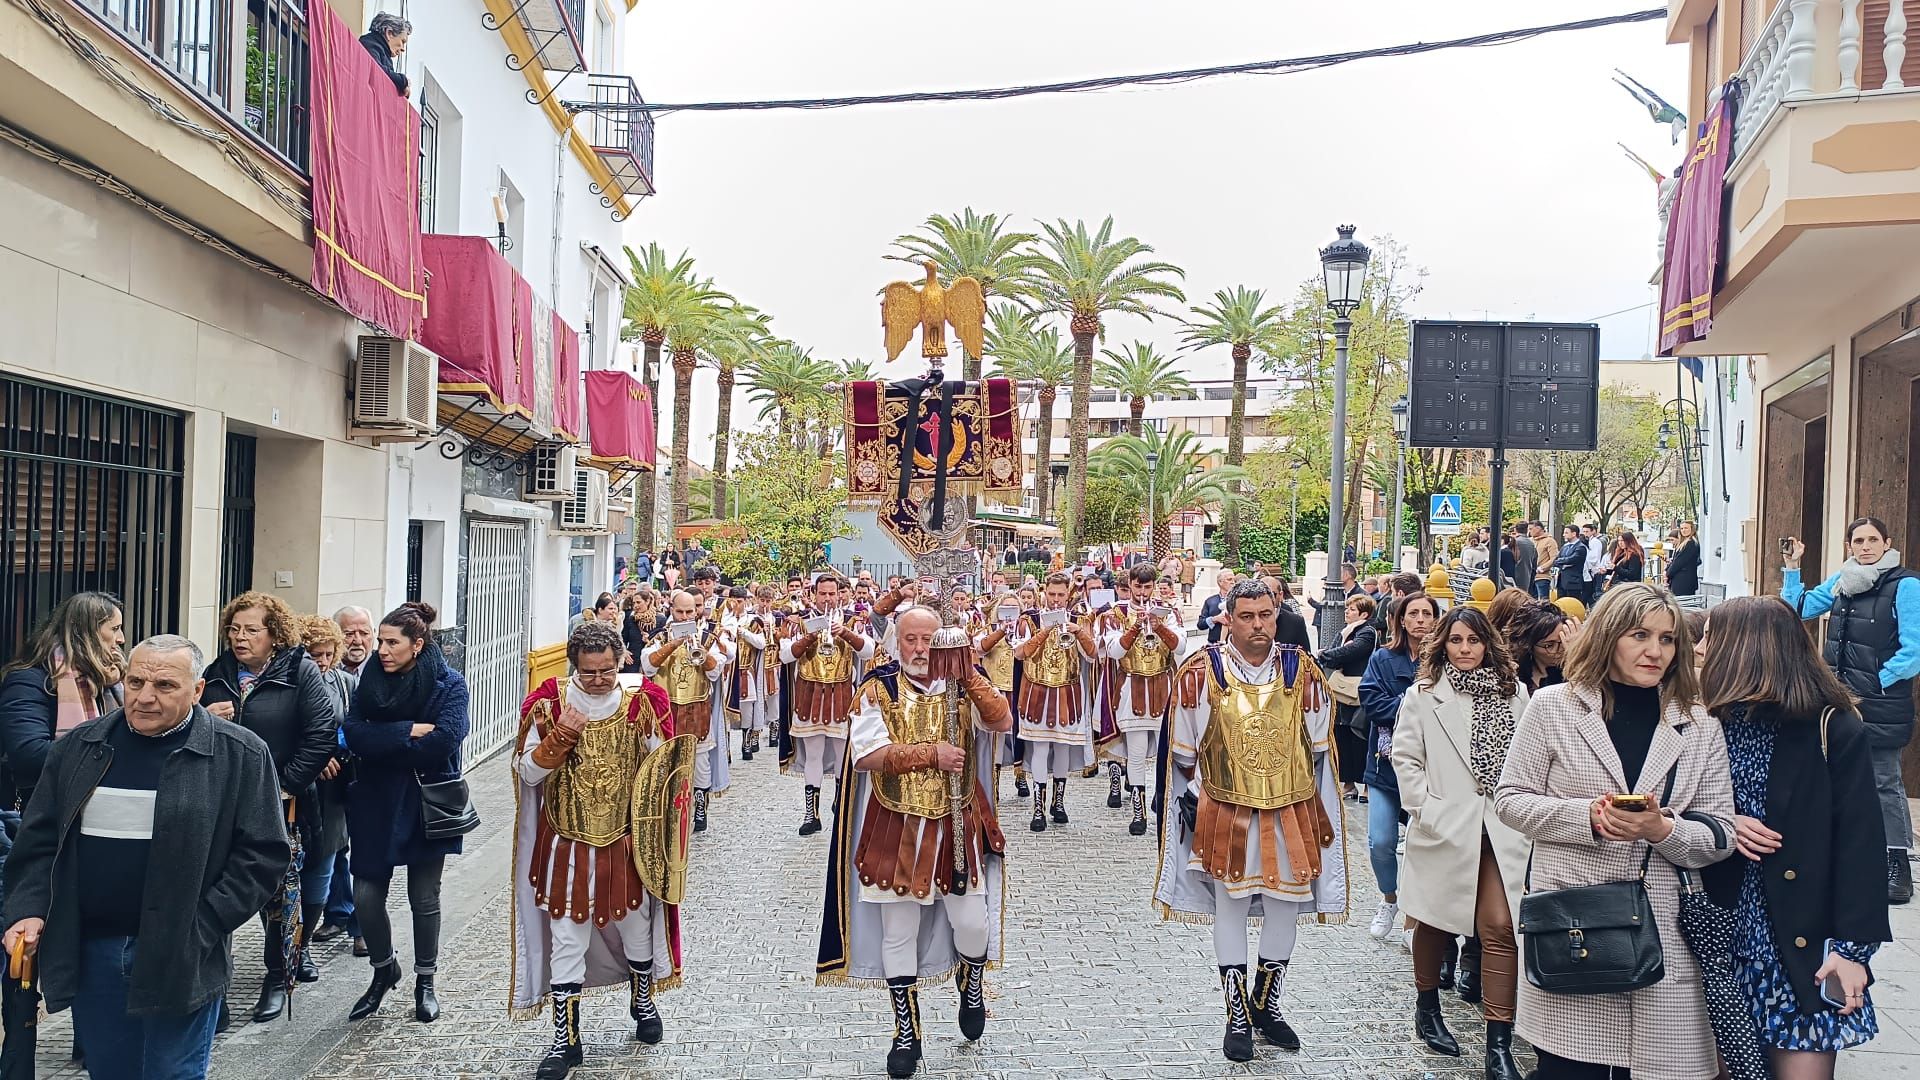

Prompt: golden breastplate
xmin=1197 ymin=658 xmax=1315 ymax=811
xmin=799 ymin=628 xmax=854 ymax=684
xmin=1026 ymin=622 xmax=1077 ymax=688
xmin=659 ymin=644 xmax=711 ymax=706
xmin=982 ymin=640 xmax=1015 ymax=692
xmin=871 ymin=679 xmax=975 ymax=820
xmin=545 ymin=687 xmax=645 ymax=846
xmin=1120 ymin=613 xmax=1170 ymax=677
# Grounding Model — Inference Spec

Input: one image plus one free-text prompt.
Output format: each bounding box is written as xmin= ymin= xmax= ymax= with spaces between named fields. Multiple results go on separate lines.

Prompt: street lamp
xmin=1144 ymin=449 xmax=1160 ymax=556
xmin=1318 ymin=224 xmax=1371 ymax=646
xmin=1389 ymin=394 xmax=1410 ymax=570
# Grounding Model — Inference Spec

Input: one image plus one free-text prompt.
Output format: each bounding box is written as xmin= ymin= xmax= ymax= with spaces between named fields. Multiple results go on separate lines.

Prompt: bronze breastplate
xmin=982 ymin=640 xmax=1015 ymax=691
xmin=1196 ymin=658 xmax=1315 ymax=811
xmin=545 ymin=687 xmax=645 ymax=846
xmin=1119 ymin=610 xmax=1170 ymax=676
xmin=1026 ymin=620 xmax=1077 ymax=688
xmin=871 ymin=679 xmax=975 ymax=820
xmin=658 ymin=642 xmax=711 ymax=706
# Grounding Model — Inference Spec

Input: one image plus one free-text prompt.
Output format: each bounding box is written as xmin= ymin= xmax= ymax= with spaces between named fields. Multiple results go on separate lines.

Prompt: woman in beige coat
xmin=1393 ymin=606 xmax=1531 ymax=1080
xmin=1494 ymin=583 xmax=1735 ymax=1080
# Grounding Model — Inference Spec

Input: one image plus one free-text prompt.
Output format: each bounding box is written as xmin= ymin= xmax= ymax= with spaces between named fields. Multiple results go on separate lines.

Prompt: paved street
xmin=29 ymin=723 xmax=1920 ymax=1079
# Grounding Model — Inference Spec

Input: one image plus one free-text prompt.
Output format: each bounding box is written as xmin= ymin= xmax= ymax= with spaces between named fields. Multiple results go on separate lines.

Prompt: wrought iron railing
xmin=584 ymin=74 xmax=656 ymax=196
xmin=244 ymin=0 xmax=310 ymax=170
xmin=89 ymin=0 xmax=233 ymax=102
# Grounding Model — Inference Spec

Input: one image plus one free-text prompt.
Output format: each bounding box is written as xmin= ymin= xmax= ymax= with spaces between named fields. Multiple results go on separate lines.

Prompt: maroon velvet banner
xmin=1659 ymin=94 xmax=1735 ymax=354
xmin=308 ymin=0 xmax=424 ymax=338
xmin=584 ymin=370 xmax=656 ymax=468
xmin=421 ymin=234 xmax=580 ymax=439
xmin=843 ymin=377 xmax=1021 ymax=503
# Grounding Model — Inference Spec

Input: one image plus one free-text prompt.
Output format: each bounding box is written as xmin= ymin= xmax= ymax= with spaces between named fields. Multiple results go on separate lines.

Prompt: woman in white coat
xmin=1393 ymin=605 xmax=1531 ymax=1080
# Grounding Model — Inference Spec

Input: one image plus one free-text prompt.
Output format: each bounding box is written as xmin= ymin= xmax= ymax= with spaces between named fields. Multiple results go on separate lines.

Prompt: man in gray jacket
xmin=2 ymin=635 xmax=287 ymax=1079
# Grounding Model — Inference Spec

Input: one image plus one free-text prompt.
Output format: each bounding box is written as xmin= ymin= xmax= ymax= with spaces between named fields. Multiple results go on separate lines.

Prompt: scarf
xmin=49 ymin=647 xmax=106 ymax=736
xmin=352 ymin=641 xmax=447 ymax=723
xmin=1449 ymin=664 xmax=1516 ymax=796
xmin=1834 ymin=548 xmax=1903 ymax=598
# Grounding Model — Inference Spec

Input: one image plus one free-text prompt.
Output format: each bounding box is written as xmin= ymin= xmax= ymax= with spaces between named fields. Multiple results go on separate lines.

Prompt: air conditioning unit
xmin=554 ymin=467 xmax=609 ymax=535
xmin=525 ymin=441 xmax=579 ymax=501
xmin=350 ymin=335 xmax=438 ymax=437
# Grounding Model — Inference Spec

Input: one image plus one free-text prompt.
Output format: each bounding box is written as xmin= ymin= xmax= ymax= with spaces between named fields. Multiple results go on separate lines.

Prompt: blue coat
xmin=343 ymin=664 xmax=469 ymax=879
xmin=1358 ymin=646 xmax=1418 ymax=792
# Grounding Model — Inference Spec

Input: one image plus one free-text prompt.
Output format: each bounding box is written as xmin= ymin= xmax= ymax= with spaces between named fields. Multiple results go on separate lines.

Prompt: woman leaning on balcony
xmin=359 ymin=12 xmax=411 ymax=96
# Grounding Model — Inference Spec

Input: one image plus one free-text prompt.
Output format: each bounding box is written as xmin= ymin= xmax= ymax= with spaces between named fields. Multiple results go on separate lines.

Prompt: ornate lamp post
xmin=1318 ymin=225 xmax=1371 ymax=646
xmin=1389 ymin=394 xmax=1410 ymax=570
xmin=1145 ymin=449 xmax=1160 ymax=556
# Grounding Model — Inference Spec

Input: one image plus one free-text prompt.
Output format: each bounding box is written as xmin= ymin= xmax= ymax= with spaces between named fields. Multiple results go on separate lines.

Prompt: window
xmin=418 ymin=101 xmax=439 ymax=230
xmin=220 ymin=433 xmax=257 ymax=603
xmin=593 ymin=4 xmax=613 ymax=72
xmin=406 ymin=520 xmax=425 ymax=601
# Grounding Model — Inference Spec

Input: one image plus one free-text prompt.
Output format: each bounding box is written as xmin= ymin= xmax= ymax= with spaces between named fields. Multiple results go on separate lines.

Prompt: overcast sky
xmin=622 ymin=1 xmax=1687 ymax=466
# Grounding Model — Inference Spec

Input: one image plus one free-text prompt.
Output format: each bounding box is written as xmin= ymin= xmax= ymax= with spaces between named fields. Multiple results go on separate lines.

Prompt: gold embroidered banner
xmin=844 ymin=378 xmax=1020 ymax=505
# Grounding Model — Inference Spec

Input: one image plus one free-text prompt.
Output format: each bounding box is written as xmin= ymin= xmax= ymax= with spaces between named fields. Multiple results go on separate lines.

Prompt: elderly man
xmin=3 ymin=636 xmax=287 ymax=1078
xmin=333 ymin=605 xmax=375 ymax=677
xmin=816 ymin=606 xmax=1013 ymax=1078
xmin=1199 ymin=570 xmax=1238 ymax=646
xmin=322 ymin=606 xmax=375 ymax=952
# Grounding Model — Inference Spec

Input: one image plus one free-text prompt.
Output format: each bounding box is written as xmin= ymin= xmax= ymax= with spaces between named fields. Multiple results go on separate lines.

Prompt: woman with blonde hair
xmin=1494 ymin=583 xmax=1735 ymax=1079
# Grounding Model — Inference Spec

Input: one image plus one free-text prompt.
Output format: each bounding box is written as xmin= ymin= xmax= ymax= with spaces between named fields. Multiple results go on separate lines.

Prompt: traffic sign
xmin=1429 ymin=493 xmax=1463 ymax=536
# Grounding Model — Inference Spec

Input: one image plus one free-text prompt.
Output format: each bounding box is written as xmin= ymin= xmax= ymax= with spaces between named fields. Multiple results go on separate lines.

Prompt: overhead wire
xmin=626 ymin=8 xmax=1665 ymax=115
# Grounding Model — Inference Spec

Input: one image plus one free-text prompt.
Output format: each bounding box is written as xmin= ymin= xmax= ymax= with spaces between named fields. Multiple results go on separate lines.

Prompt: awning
xmin=422 ymin=235 xmax=581 ymax=447
xmin=583 ymin=370 xmax=656 ymax=469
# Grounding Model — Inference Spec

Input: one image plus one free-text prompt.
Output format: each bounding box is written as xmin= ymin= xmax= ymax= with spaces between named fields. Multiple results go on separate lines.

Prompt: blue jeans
xmin=1531 ymin=579 xmax=1550 ymax=600
xmin=325 ymin=849 xmax=358 ymax=934
xmin=73 ymin=936 xmax=220 ymax=1080
xmin=1367 ymin=785 xmax=1404 ymax=897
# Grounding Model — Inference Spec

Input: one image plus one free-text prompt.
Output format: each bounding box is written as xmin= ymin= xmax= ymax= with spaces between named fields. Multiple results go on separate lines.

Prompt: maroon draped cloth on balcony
xmin=1659 ymin=92 xmax=1736 ymax=355
xmin=583 ymin=371 xmax=657 ymax=468
xmin=421 ymin=234 xmax=582 ymax=440
xmin=308 ymin=0 xmax=424 ymax=338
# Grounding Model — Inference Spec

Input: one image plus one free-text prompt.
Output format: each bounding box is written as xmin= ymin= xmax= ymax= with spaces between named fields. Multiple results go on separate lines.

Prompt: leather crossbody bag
xmin=1516 ymin=763 xmax=1677 ymax=996
xmin=417 ymin=772 xmax=480 ymax=839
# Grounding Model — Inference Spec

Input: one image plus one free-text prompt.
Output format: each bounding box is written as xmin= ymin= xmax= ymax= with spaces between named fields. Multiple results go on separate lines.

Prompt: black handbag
xmin=417 ymin=772 xmax=480 ymax=839
xmin=1516 ymin=764 xmax=1677 ymax=996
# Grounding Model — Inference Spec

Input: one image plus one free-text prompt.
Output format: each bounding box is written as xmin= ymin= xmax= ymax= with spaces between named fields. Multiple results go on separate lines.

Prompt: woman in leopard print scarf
xmin=1389 ymin=606 xmax=1533 ymax=1079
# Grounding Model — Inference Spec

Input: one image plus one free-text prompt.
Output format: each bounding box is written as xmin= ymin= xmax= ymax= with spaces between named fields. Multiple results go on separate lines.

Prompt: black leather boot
xmin=956 ymin=953 xmax=988 ymax=1041
xmin=1014 ymin=769 xmax=1030 ymax=798
xmin=693 ymin=789 xmax=710 ymax=833
xmin=1050 ymin=778 xmax=1069 ymax=824
xmin=296 ymin=902 xmax=325 ymax=982
xmin=1030 ymin=784 xmax=1047 ymax=832
xmin=1456 ymin=936 xmax=1483 ymax=1004
xmin=348 ymin=959 xmax=403 ymax=1021
xmin=1415 ymin=988 xmax=1460 ymax=1056
xmin=1220 ymin=965 xmax=1255 ymax=1062
xmin=252 ymin=977 xmax=287 ymax=1023
xmin=799 ymin=785 xmax=822 ymax=836
xmin=293 ymin=947 xmax=319 ymax=984
xmin=1891 ymin=849 xmax=1913 ymax=905
xmin=1106 ymin=762 xmax=1124 ymax=808
xmin=414 ymin=974 xmax=440 ymax=1022
xmin=535 ymin=983 xmax=583 ymax=1079
xmin=742 ymin=729 xmax=757 ymax=760
xmin=629 ymin=959 xmax=663 ymax=1044
xmin=885 ymin=976 xmax=922 ymax=1078
xmin=1485 ymin=1019 xmax=1523 ymax=1080
xmin=1129 ymin=787 xmax=1149 ymax=836
xmin=1438 ymin=935 xmax=1457 ymax=991
xmin=1248 ymin=958 xmax=1301 ymax=1050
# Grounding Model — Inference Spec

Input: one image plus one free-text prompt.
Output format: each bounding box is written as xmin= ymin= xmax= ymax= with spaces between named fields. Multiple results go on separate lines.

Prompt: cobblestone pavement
xmin=33 ymin=729 xmax=1920 ymax=1078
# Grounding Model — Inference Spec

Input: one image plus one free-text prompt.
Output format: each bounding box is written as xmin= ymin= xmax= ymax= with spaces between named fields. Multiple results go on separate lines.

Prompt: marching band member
xmin=975 ymin=590 xmax=1024 ymax=797
xmin=729 ymin=585 xmax=781 ymax=761
xmin=642 ymin=590 xmax=729 ymax=833
xmin=780 ymin=573 xmax=875 ymax=836
xmin=1011 ymin=573 xmax=1100 ymax=831
xmin=1102 ymin=563 xmax=1183 ymax=836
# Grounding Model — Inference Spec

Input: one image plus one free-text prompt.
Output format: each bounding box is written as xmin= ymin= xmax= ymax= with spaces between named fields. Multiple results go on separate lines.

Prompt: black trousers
xmin=1533 ymin=1048 xmax=1633 ymax=1079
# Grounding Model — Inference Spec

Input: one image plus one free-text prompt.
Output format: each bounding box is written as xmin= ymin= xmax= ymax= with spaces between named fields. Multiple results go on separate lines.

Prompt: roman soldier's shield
xmin=630 ymin=733 xmax=697 ymax=905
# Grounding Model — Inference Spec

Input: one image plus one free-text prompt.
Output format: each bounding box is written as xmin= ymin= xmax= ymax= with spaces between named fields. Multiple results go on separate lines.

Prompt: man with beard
xmin=1010 ymin=573 xmax=1100 ymax=831
xmin=512 ymin=622 xmax=683 ymax=1078
xmin=333 ymin=605 xmax=374 ymax=677
xmin=815 ymin=606 xmax=1012 ymax=1078
xmin=781 ymin=574 xmax=875 ymax=836
xmin=1103 ymin=563 xmax=1183 ymax=836
xmin=641 ymin=590 xmax=730 ymax=833
xmin=1154 ymin=580 xmax=1346 ymax=1062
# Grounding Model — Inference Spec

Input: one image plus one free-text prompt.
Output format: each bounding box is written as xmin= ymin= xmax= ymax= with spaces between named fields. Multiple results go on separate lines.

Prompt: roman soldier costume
xmin=1102 ymin=600 xmax=1183 ymax=835
xmin=1010 ymin=608 xmax=1098 ymax=831
xmin=1153 ymin=642 xmax=1347 ymax=1062
xmin=512 ymin=674 xmax=686 ymax=1078
xmin=974 ymin=603 xmax=1023 ymax=798
xmin=726 ymin=604 xmax=779 ymax=761
xmin=642 ymin=623 xmax=731 ymax=833
xmin=816 ymin=658 xmax=1012 ymax=1078
xmin=779 ymin=607 xmax=875 ymax=835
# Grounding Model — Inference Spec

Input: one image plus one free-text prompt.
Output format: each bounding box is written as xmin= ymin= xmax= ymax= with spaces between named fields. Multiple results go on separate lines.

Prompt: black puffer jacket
xmin=199 ymin=646 xmax=338 ymax=798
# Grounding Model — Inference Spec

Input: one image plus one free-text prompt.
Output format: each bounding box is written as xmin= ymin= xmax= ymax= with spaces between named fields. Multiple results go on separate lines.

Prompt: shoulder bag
xmin=1516 ymin=764 xmax=1678 ymax=995
xmin=418 ymin=771 xmax=480 ymax=839
xmin=1322 ymin=625 xmax=1364 ymax=707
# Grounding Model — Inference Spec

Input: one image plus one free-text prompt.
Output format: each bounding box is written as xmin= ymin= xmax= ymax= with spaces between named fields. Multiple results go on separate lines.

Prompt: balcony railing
xmin=88 ymin=0 xmax=233 ymax=102
xmin=244 ymin=0 xmax=310 ymax=170
xmin=582 ymin=74 xmax=656 ymax=200
xmin=1734 ymin=0 xmax=1920 ymax=161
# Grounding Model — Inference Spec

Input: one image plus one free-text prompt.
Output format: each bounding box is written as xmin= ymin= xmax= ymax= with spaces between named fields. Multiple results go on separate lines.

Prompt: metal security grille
xmin=461 ymin=519 xmax=529 ymax=765
xmin=405 ymin=520 xmax=424 ymax=602
xmin=0 ymin=375 xmax=184 ymax=660
xmin=220 ymin=433 xmax=257 ymax=604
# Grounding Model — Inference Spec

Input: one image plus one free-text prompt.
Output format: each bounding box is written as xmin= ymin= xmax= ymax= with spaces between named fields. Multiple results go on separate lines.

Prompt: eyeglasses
xmin=577 ymin=667 xmax=620 ymax=680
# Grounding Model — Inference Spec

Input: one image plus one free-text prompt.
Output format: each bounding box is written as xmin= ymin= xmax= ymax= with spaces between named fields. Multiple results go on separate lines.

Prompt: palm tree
xmin=622 ymin=244 xmax=724 ymax=546
xmin=706 ymin=304 xmax=774 ymax=519
xmin=1030 ymin=217 xmax=1185 ymax=556
xmin=662 ymin=291 xmax=737 ymax=523
xmin=1182 ymin=286 xmax=1288 ymax=566
xmin=1095 ymin=342 xmax=1194 ymax=436
xmin=746 ymin=343 xmax=836 ymax=450
xmin=887 ymin=209 xmax=1045 ymax=382
xmin=986 ymin=312 xmax=1074 ymax=521
xmin=1090 ymin=428 xmax=1247 ymax=558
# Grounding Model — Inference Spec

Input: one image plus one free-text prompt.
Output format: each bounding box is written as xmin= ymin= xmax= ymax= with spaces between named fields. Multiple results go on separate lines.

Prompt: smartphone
xmin=1610 ymin=793 xmax=1651 ymax=813
xmin=1817 ymin=939 xmax=1874 ymax=1008
xmin=1779 ymin=537 xmax=1795 ymax=557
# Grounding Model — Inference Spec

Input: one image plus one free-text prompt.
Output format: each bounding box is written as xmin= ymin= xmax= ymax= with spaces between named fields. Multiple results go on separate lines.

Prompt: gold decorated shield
xmin=629 ymin=733 xmax=696 ymax=905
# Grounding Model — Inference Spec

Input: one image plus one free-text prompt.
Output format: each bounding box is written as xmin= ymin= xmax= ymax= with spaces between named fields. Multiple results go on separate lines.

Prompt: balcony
xmin=582 ymin=74 xmax=655 ymax=201
xmin=491 ymin=0 xmax=586 ymax=76
xmin=1667 ymin=0 xmax=1920 ymax=360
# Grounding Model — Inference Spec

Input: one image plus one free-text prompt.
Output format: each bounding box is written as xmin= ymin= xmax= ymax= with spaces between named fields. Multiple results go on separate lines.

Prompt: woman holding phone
xmin=1699 ymin=596 xmax=1890 ymax=1078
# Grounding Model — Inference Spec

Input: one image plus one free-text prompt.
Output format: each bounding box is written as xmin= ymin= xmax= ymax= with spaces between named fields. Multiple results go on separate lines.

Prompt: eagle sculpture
xmin=881 ymin=261 xmax=987 ymax=363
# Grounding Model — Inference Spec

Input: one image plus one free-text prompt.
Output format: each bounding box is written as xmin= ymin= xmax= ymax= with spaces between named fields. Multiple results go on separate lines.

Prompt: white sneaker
xmin=1369 ymin=900 xmax=1399 ymax=940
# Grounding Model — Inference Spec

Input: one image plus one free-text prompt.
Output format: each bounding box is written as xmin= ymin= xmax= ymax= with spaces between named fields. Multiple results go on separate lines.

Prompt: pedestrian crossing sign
xmin=1430 ymin=494 xmax=1463 ymax=535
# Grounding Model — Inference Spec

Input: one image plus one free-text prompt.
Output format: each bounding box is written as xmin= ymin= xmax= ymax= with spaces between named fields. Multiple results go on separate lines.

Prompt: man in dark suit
xmin=1198 ymin=570 xmax=1238 ymax=645
xmin=1258 ymin=574 xmax=1313 ymax=652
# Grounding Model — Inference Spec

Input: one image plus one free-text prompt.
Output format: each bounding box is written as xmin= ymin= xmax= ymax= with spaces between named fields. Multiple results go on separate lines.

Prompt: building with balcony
xmin=1663 ymin=0 xmax=1920 ymax=601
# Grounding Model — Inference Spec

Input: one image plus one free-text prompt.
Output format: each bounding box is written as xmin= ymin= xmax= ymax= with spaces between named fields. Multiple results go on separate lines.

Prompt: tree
xmin=1074 ymin=476 xmax=1142 ymax=555
xmin=1090 ymin=428 xmax=1247 ymax=557
xmin=887 ymin=209 xmax=1045 ymax=382
xmin=621 ymin=244 xmax=723 ymax=548
xmin=1183 ymin=286 xmax=1290 ymax=565
xmin=703 ymin=430 xmax=854 ymax=582
xmin=663 ymin=295 xmax=749 ymax=524
xmin=706 ymin=304 xmax=774 ymax=520
xmin=1030 ymin=217 xmax=1185 ymax=557
xmin=745 ymin=343 xmax=836 ymax=451
xmin=985 ymin=306 xmax=1074 ymax=520
xmin=1095 ymin=343 xmax=1194 ymax=436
